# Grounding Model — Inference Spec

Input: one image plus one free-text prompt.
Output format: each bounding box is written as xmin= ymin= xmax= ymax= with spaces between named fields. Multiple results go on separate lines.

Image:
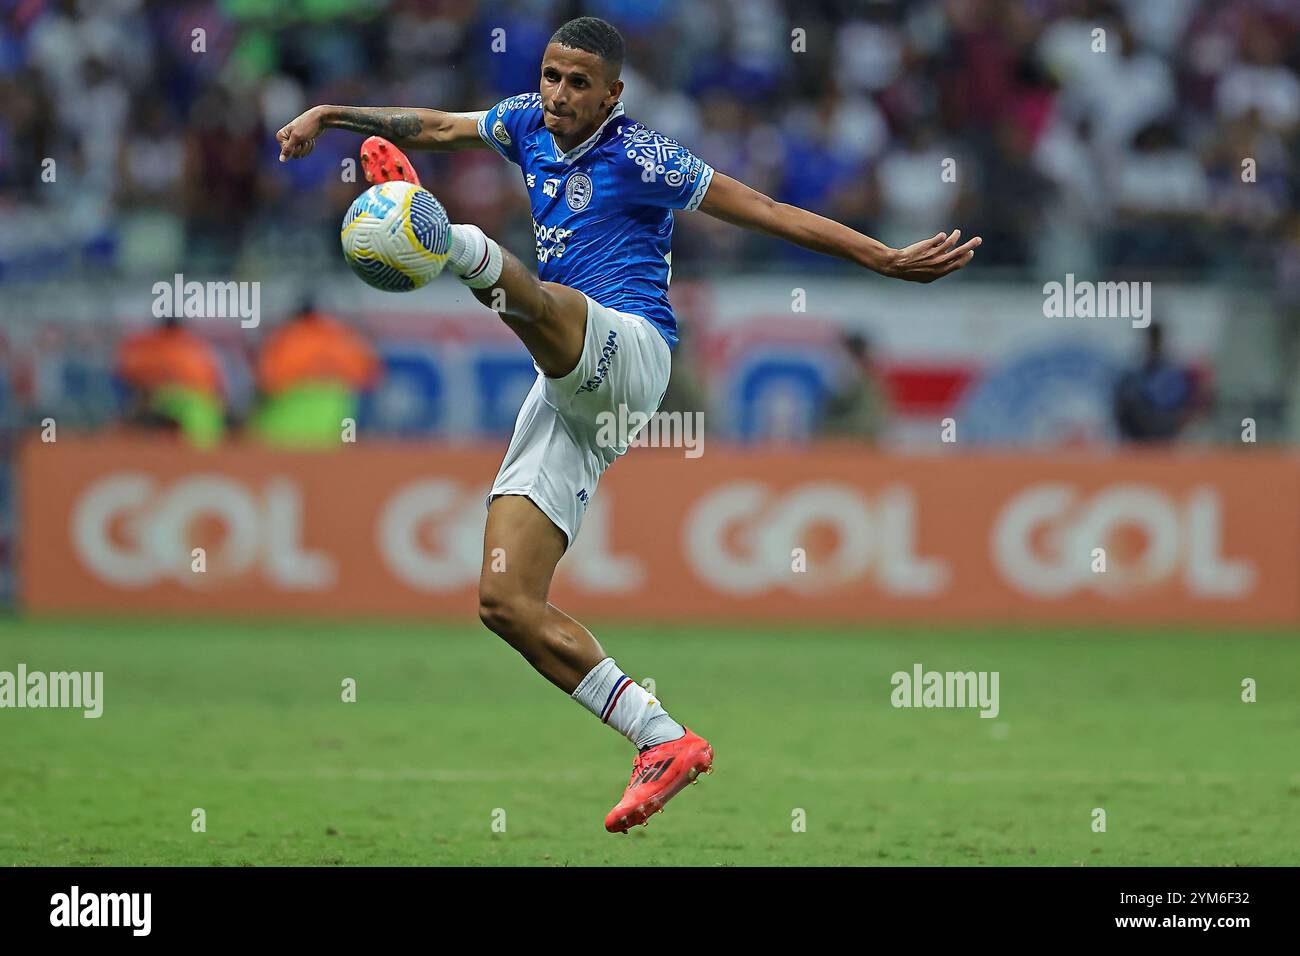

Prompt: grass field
xmin=1 ymin=616 xmax=1297 ymax=866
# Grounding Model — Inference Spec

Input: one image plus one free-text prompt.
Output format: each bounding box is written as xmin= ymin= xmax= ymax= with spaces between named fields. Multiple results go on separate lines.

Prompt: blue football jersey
xmin=477 ymin=93 xmax=714 ymax=350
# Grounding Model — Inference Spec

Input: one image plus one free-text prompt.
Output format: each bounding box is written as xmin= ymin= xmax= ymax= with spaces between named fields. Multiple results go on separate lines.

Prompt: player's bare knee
xmin=477 ymin=582 xmax=531 ymax=640
xmin=475 ymin=589 xmax=511 ymax=636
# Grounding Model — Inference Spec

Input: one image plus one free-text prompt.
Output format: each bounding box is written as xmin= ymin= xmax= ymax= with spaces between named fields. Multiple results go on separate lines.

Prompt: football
xmin=340 ymin=180 xmax=450 ymax=292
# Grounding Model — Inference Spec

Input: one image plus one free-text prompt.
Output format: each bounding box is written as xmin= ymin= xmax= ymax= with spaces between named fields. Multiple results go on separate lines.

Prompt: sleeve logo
xmin=492 ymin=119 xmax=511 ymax=146
xmin=620 ymin=122 xmax=689 ymax=185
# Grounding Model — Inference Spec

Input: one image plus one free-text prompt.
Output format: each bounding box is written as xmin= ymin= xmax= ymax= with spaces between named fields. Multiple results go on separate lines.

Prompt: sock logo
xmin=635 ymin=757 xmax=675 ymax=785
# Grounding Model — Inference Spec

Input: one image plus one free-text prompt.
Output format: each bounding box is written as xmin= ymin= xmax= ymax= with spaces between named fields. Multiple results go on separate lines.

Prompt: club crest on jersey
xmin=566 ymin=173 xmax=594 ymax=211
xmin=492 ymin=119 xmax=511 ymax=146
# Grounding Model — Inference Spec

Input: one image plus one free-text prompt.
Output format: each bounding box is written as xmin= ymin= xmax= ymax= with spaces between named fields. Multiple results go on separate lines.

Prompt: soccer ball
xmin=340 ymin=181 xmax=451 ymax=292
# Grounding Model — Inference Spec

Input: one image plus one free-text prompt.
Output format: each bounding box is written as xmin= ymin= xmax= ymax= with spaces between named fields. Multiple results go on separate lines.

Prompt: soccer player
xmin=276 ymin=16 xmax=980 ymax=832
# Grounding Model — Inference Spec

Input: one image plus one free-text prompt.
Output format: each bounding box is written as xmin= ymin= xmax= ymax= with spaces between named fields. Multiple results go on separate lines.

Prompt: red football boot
xmin=359 ymin=136 xmax=421 ymax=185
xmin=605 ymin=728 xmax=714 ymax=833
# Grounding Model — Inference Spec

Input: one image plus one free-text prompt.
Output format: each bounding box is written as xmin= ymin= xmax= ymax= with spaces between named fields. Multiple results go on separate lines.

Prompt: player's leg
xmin=478 ymin=486 xmax=684 ymax=746
xmin=472 ymin=294 xmax=713 ymax=831
xmin=479 ymin=492 xmax=711 ymax=832
xmin=446 ymin=225 xmax=587 ymax=378
xmin=477 ymin=492 xmax=605 ymax=692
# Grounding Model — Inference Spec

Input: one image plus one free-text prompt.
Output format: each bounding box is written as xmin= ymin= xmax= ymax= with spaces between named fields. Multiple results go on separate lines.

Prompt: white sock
xmin=447 ymin=223 xmax=503 ymax=289
xmin=572 ymin=658 xmax=686 ymax=751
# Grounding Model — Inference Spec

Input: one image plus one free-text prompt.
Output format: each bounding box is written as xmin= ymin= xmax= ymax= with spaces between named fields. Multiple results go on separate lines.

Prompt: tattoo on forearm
xmin=331 ymin=108 xmax=423 ymax=142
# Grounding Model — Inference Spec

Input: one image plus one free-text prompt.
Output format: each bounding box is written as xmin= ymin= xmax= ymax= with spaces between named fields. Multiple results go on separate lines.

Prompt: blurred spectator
xmin=251 ymin=300 xmax=379 ymax=448
xmin=1113 ymin=322 xmax=1200 ymax=444
xmin=1215 ymin=21 xmax=1300 ymax=133
xmin=1107 ymin=119 xmax=1211 ymax=269
xmin=0 ymin=0 xmax=1292 ymax=281
xmin=657 ymin=322 xmax=709 ymax=419
xmin=872 ymin=118 xmax=963 ymax=252
xmin=1069 ymin=22 xmax=1177 ymax=155
xmin=820 ymin=332 xmax=888 ymax=443
xmin=115 ymin=316 xmax=226 ymax=448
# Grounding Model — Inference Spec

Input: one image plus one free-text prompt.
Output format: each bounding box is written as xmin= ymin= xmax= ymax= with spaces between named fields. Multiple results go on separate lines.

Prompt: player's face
xmin=539 ymin=44 xmax=622 ymax=146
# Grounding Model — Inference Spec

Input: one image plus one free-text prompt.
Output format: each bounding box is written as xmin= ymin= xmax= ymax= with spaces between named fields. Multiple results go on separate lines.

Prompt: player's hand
xmin=885 ymin=230 xmax=982 ymax=283
xmin=277 ymin=106 xmax=327 ymax=162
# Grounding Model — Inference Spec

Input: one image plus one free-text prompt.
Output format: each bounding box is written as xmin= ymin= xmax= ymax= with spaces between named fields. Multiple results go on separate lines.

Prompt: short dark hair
xmin=549 ymin=16 xmax=624 ymax=79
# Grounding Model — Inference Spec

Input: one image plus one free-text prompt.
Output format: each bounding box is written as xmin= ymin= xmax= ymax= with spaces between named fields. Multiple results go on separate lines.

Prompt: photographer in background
xmin=820 ymin=331 xmax=889 ymax=444
xmin=1113 ymin=321 xmax=1203 ymax=443
xmin=115 ymin=316 xmax=225 ymax=449
xmin=251 ymin=300 xmax=380 ymax=448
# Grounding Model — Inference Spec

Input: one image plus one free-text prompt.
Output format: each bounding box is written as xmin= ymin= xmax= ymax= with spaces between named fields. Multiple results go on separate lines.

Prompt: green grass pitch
xmin=1 ymin=616 xmax=1297 ymax=866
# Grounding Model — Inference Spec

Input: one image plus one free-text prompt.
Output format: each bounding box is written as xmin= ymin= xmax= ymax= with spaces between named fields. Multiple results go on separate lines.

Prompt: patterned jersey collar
xmin=551 ymin=101 xmax=626 ymax=165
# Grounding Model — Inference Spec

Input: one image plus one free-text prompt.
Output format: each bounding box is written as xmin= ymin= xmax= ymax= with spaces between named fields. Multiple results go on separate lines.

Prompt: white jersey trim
xmin=553 ymin=101 xmax=626 ymax=165
xmin=684 ymin=164 xmax=715 ymax=211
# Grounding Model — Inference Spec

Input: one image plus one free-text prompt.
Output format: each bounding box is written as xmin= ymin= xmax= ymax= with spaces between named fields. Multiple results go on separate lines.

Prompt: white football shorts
xmin=488 ymin=293 xmax=672 ymax=547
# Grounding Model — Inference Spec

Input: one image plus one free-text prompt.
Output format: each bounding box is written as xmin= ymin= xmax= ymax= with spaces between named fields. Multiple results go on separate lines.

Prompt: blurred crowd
xmin=0 ymin=0 xmax=1297 ymax=450
xmin=0 ymin=0 xmax=1297 ymax=282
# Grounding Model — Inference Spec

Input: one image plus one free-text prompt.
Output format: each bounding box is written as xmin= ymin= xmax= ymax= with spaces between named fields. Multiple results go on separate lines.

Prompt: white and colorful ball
xmin=340 ymin=181 xmax=450 ymax=292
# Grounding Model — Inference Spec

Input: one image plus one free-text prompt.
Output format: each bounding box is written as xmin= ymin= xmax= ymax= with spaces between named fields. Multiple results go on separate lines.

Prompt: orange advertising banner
xmin=19 ymin=437 xmax=1300 ymax=624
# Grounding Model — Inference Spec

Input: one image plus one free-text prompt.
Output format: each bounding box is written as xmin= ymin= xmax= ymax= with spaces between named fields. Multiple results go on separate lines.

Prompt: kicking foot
xmin=605 ymin=728 xmax=713 ymax=833
xmin=360 ymin=136 xmax=421 ymax=185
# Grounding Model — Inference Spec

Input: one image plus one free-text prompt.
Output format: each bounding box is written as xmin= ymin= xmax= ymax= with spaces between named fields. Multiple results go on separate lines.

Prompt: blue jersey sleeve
xmin=612 ymin=121 xmax=715 ymax=211
xmin=476 ymin=93 xmax=544 ymax=166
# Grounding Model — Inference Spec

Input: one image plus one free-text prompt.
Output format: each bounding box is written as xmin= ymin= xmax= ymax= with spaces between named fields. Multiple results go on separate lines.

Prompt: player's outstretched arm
xmin=697 ymin=171 xmax=981 ymax=283
xmin=276 ymin=105 xmax=489 ymax=162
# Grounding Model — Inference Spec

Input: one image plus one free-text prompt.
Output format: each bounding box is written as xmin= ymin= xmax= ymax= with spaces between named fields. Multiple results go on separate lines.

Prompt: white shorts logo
xmin=566 ymin=172 xmax=593 ymax=211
